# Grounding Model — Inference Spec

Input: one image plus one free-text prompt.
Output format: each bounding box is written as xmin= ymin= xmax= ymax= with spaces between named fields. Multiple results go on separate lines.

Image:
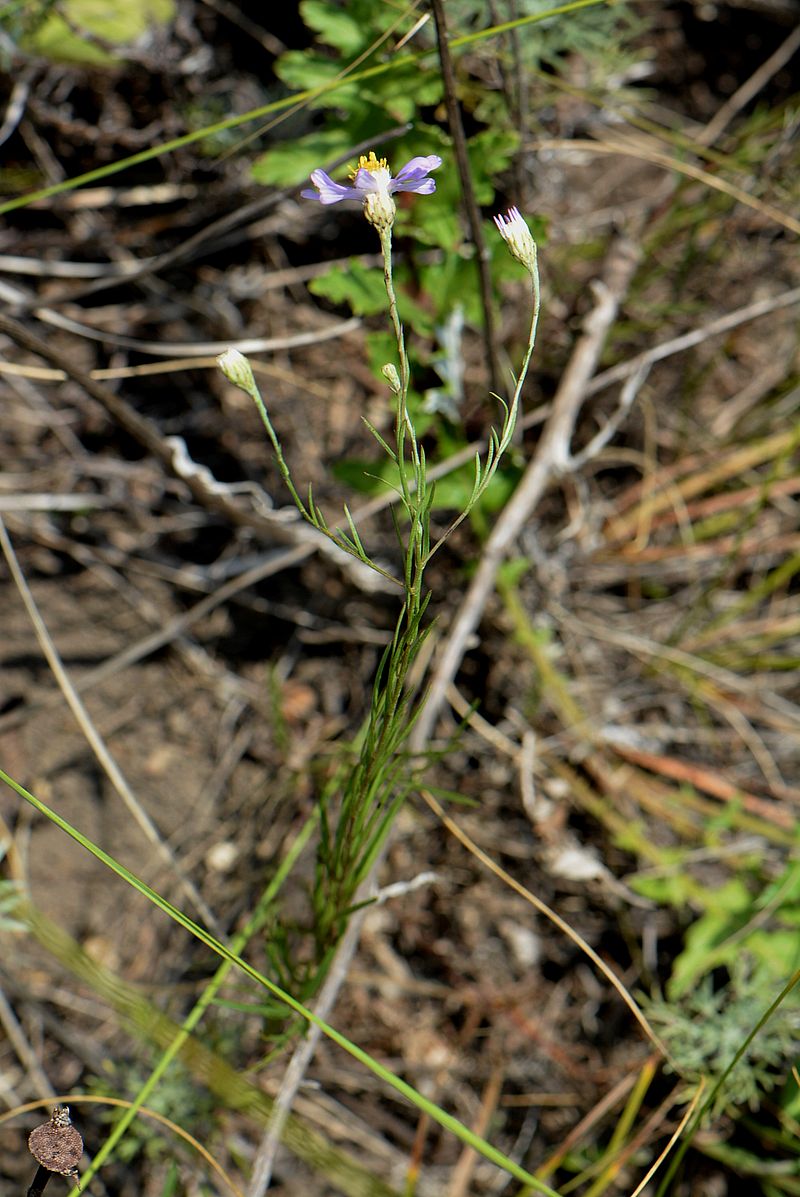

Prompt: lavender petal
xmin=302 ymin=169 xmax=361 ymax=204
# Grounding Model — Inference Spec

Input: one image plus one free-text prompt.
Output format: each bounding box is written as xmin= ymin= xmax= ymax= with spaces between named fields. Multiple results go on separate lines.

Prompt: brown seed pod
xmin=28 ymin=1106 xmax=83 ymax=1185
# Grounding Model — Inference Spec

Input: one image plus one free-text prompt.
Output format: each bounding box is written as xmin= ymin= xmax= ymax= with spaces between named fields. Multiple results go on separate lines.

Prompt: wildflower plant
xmin=219 ymin=153 xmax=540 ymax=969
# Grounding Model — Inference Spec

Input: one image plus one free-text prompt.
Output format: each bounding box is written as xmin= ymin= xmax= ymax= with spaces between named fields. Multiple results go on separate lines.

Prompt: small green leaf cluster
xmin=87 ymin=1060 xmax=216 ymax=1162
xmin=634 ymin=854 xmax=800 ymax=1000
xmin=645 ymin=958 xmax=800 ymax=1116
xmin=634 ymin=844 xmax=800 ymax=1122
xmin=253 ymin=0 xmax=643 ymax=197
xmin=7 ymin=0 xmax=175 ymax=66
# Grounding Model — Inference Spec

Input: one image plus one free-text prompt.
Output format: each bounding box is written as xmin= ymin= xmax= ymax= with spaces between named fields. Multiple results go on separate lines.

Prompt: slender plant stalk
xmin=304 ymin=223 xmax=433 ymax=962
xmin=430 ymin=0 xmax=501 ymax=393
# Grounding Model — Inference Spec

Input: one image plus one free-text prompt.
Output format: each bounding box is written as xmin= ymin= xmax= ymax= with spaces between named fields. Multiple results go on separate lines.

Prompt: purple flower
xmin=302 ymin=151 xmax=442 ymax=230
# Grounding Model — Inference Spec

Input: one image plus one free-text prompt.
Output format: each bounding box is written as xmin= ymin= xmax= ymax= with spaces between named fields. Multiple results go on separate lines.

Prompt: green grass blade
xmin=0 ymin=767 xmax=563 ymax=1196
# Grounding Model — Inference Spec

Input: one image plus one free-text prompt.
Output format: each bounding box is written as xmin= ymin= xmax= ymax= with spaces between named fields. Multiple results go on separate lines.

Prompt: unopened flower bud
xmin=381 ymin=363 xmax=401 ymax=394
xmin=494 ymin=207 xmax=537 ymax=275
xmin=217 ymin=348 xmax=257 ymax=395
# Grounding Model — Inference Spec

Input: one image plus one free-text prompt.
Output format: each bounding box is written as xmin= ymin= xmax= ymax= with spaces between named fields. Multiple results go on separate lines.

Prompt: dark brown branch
xmin=429 ymin=0 xmax=501 ymax=397
xmin=27 ymin=1166 xmax=53 ymax=1197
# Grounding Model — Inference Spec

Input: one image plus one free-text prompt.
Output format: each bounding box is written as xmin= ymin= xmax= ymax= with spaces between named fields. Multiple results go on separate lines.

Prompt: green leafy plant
xmin=646 ymin=957 xmax=800 ymax=1117
xmin=5 ymin=0 xmax=175 ymax=65
xmin=88 ymin=1062 xmax=214 ymax=1163
xmin=633 ymin=853 xmax=800 ymax=1000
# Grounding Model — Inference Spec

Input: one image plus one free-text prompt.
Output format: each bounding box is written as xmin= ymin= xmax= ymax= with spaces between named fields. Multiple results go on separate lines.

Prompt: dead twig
xmin=584 ymin=286 xmax=800 ymax=404
xmin=430 ymin=0 xmax=501 ymax=395
xmin=446 ymin=1065 xmax=505 ymax=1197
xmin=0 ymin=310 xmax=387 ymax=594
xmin=0 ymin=69 xmax=33 ymax=151
xmin=697 ymin=22 xmax=800 ymax=147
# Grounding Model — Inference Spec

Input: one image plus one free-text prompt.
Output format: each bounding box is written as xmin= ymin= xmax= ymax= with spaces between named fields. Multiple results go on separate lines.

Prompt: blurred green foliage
xmin=0 ymin=841 xmax=24 ymax=933
xmin=4 ymin=0 xmax=175 ymax=65
xmin=88 ymin=1060 xmax=216 ymax=1163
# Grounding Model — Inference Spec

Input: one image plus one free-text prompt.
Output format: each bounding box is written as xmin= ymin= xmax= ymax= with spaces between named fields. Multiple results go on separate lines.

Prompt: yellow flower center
xmin=351 ymin=151 xmax=388 ymax=179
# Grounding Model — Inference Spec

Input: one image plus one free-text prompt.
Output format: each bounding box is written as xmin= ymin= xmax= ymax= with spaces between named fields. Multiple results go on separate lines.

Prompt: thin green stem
xmin=248 ymin=382 xmax=313 ymax=520
xmin=425 ymin=246 xmax=540 ymax=562
xmin=379 ymin=226 xmax=420 ymax=511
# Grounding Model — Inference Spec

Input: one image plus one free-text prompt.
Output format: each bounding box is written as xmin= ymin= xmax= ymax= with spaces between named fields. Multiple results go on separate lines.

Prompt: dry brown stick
xmin=0 ymin=986 xmax=53 ymax=1101
xmin=447 ymin=1065 xmax=505 ymax=1197
xmin=0 ymin=69 xmax=33 ymax=151
xmin=410 ymin=235 xmax=641 ymax=751
xmin=0 ymin=309 xmax=384 ymax=593
xmin=583 ymin=284 xmax=800 ymax=400
xmin=21 ymin=303 xmax=360 ymax=359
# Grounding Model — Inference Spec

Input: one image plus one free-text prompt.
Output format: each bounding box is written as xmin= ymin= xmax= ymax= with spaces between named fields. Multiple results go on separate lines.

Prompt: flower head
xmin=494 ymin=206 xmax=537 ymax=274
xmin=302 ymin=151 xmax=442 ymax=230
xmin=217 ymin=347 xmax=257 ymax=396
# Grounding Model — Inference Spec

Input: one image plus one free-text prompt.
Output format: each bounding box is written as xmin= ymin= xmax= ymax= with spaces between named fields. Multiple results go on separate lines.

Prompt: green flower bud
xmin=217 ymin=348 xmax=257 ymax=396
xmin=381 ymin=363 xmax=402 ymax=394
